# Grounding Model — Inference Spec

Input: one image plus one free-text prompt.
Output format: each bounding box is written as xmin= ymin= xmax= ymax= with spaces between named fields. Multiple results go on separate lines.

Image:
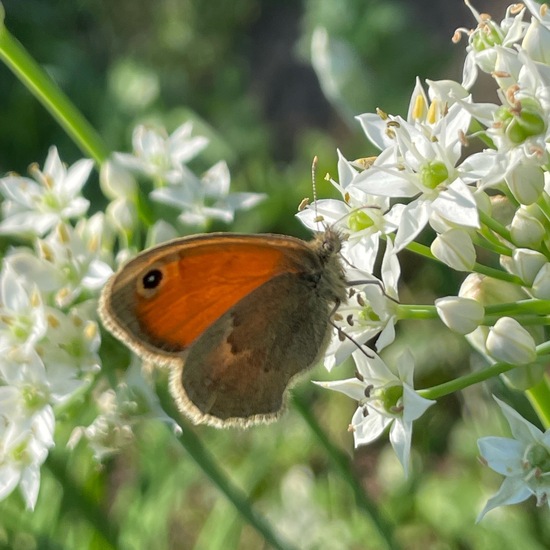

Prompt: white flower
xmin=0 ymin=263 xmax=47 ymax=352
xmin=0 ymin=147 xmax=91 ymax=236
xmin=150 ymin=160 xmax=266 ymax=227
xmin=114 ymin=122 xmax=209 ymax=185
xmin=316 ymin=348 xmax=435 ymax=476
xmin=352 ymin=102 xmax=481 ymax=251
xmin=6 ymin=220 xmax=112 ymax=308
xmin=477 ymin=397 xmax=550 ymax=521
xmin=322 ymin=240 xmax=400 ymax=370
xmin=0 ymin=420 xmax=52 ymax=510
xmin=69 ymin=359 xmax=180 ymax=461
xmin=457 ymin=2 xmax=527 ymax=89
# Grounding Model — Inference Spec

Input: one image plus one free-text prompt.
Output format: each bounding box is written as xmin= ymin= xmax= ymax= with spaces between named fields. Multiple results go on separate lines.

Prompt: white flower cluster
xmin=0 ymin=122 xmax=262 ymax=509
xmin=101 ymin=122 xmax=266 ymax=248
xmin=0 ymin=147 xmax=104 ymax=509
xmin=300 ymin=1 xmax=550 ymax=516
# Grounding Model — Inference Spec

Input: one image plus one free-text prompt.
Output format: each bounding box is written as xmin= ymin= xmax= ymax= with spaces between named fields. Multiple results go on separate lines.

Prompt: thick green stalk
xmin=0 ymin=23 xmax=109 ymax=164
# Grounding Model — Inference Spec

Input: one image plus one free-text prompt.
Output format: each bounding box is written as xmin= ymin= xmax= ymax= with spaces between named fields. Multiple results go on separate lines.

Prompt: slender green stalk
xmin=471 ymin=262 xmax=524 ymax=284
xmin=526 ymin=375 xmax=550 ymax=429
xmin=472 ymin=232 xmax=512 ymax=257
xmin=478 ymin=210 xmax=513 ymax=243
xmin=159 ymin=393 xmax=298 ymax=550
xmin=0 ymin=24 xmax=109 ymax=164
xmin=418 ymin=362 xmax=516 ymax=400
xmin=396 ymin=304 xmax=438 ymax=319
xmin=46 ymin=452 xmax=118 ymax=549
xmin=291 ymin=393 xmax=401 ymax=550
xmin=482 ymin=315 xmax=550 ymax=326
xmin=536 ymin=193 xmax=550 ymax=225
xmin=485 ymin=299 xmax=550 ymax=316
xmin=405 ymin=241 xmax=524 ymax=284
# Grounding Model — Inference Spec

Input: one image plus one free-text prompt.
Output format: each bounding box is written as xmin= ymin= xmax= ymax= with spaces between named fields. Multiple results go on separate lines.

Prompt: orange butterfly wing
xmin=102 ymin=234 xmax=316 ymax=358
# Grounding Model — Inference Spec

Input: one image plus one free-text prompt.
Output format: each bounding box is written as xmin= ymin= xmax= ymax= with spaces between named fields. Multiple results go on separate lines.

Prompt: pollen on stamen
xmin=506 ymin=84 xmax=520 ymax=104
xmin=362 ymin=406 xmax=369 ymax=417
xmin=347 ymin=424 xmax=356 ymax=433
xmin=541 ymin=4 xmax=548 ymax=17
xmin=84 ymin=323 xmax=98 ymax=341
xmin=56 ymin=288 xmax=71 ymax=304
xmin=333 ymin=312 xmax=343 ymax=321
xmin=412 ymin=94 xmax=426 ymax=121
xmin=364 ymin=384 xmax=373 ymax=398
xmin=510 ymin=3 xmax=524 ymax=15
xmin=314 ymin=215 xmax=325 ymax=223
xmin=298 ymin=197 xmax=309 ymax=211
xmin=88 ymin=235 xmax=100 ymax=253
xmin=30 ymin=289 xmax=42 ymax=308
xmin=492 ymin=70 xmax=511 ymax=79
xmin=458 ymin=130 xmax=469 ymax=147
xmin=346 ymin=314 xmax=354 ymax=326
xmin=338 ymin=330 xmax=346 ymax=342
xmin=56 ymin=224 xmax=71 ymax=245
xmin=427 ymin=100 xmax=438 ymax=125
xmin=355 ymin=369 xmax=364 ymax=382
xmin=452 ymin=29 xmax=462 ymax=43
xmin=376 ymin=107 xmax=388 ymax=120
xmin=477 ymin=455 xmax=488 ymax=466
xmin=39 ymin=242 xmax=54 ymax=263
xmin=344 ymin=192 xmax=351 ymax=203
xmin=385 ymin=128 xmax=396 ymax=140
xmin=47 ymin=314 xmax=60 ymax=329
xmin=356 ymin=294 xmax=365 ymax=307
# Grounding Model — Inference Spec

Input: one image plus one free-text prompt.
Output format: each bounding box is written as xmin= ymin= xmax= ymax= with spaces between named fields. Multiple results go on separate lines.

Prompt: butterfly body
xmin=99 ymin=229 xmax=346 ymax=427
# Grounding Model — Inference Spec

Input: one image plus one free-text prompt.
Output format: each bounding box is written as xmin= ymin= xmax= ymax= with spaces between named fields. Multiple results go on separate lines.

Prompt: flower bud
xmin=510 ymin=205 xmax=545 ymax=247
xmin=508 ymin=248 xmax=547 ymax=286
xmin=486 ymin=317 xmax=537 ymax=365
xmin=431 ymin=229 xmax=475 ymax=271
xmin=531 ymin=263 xmax=550 ymax=299
xmin=435 ymin=296 xmax=485 ymax=334
xmin=459 ymin=273 xmax=528 ymax=304
xmin=106 ymin=197 xmax=136 ymax=235
xmin=147 ymin=220 xmax=179 ymax=246
xmin=505 ymin=162 xmax=544 ymax=205
xmin=522 ymin=17 xmax=550 ymax=65
xmin=100 ymin=159 xmax=137 ymax=200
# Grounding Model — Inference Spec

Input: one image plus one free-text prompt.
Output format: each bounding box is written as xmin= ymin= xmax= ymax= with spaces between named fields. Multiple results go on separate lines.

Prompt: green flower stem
xmin=405 ymin=241 xmax=523 ymax=284
xmin=482 ymin=315 xmax=550 ymax=326
xmin=472 ymin=232 xmax=513 ymax=257
xmin=0 ymin=25 xmax=109 ymax=164
xmin=526 ymin=375 xmax=550 ymax=430
xmin=485 ymin=299 xmax=550 ymax=315
xmin=418 ymin=362 xmax=516 ymax=400
xmin=536 ymin=193 xmax=550 ymax=226
xmin=395 ymin=300 xmax=550 ymax=322
xmin=478 ymin=209 xmax=513 ymax=243
xmin=46 ymin=451 xmax=118 ymax=548
xmin=158 ymin=393 xmax=297 ymax=550
xmin=471 ymin=261 xmax=524 ymax=285
xmin=396 ymin=304 xmax=438 ymax=319
xmin=291 ymin=393 xmax=400 ymax=550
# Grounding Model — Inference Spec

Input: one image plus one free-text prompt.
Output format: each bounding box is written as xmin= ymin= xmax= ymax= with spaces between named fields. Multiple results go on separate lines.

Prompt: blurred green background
xmin=1 ymin=0 xmax=549 ymax=549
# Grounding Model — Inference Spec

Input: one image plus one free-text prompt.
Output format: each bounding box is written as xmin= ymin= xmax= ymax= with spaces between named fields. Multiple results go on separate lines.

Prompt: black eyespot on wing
xmin=143 ymin=268 xmax=163 ymax=289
